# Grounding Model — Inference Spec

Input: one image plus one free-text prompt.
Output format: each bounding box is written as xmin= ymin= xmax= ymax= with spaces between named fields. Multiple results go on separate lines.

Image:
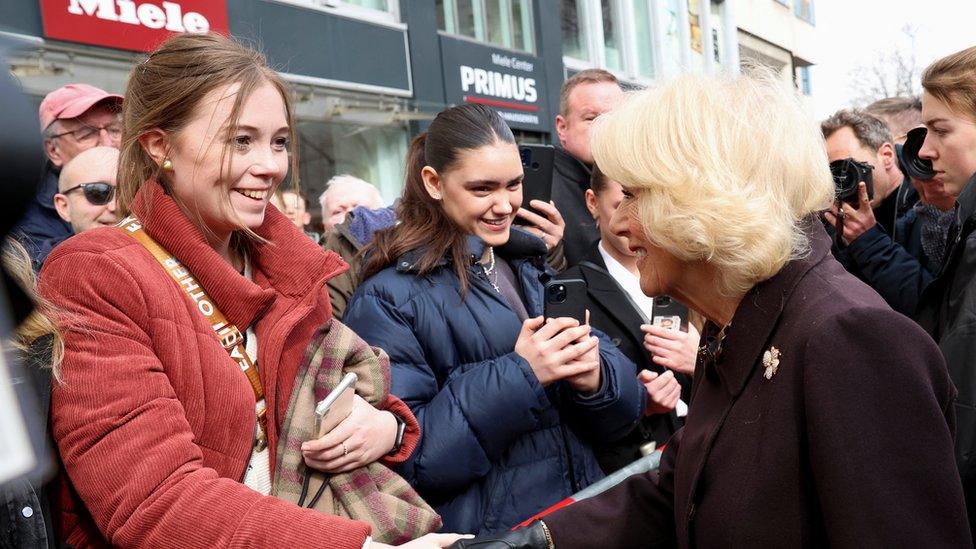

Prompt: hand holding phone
xmin=314 ymin=372 xmax=357 ymax=438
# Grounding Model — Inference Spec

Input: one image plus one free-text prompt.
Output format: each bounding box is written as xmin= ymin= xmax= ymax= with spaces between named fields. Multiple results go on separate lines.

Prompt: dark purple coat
xmin=544 ymin=222 xmax=970 ymax=548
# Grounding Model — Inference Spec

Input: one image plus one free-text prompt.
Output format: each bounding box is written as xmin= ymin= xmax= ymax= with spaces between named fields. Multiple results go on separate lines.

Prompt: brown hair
xmin=361 ymin=104 xmax=515 ymax=293
xmin=559 ymin=69 xmax=619 ymax=117
xmin=821 ymin=108 xmax=893 ymax=151
xmin=590 ymin=164 xmax=610 ymax=194
xmin=2 ymin=239 xmax=64 ymax=382
xmin=922 ymin=46 xmax=976 ymax=122
xmin=117 ymin=33 xmax=299 ymax=232
xmin=865 ymin=96 xmax=922 ymax=139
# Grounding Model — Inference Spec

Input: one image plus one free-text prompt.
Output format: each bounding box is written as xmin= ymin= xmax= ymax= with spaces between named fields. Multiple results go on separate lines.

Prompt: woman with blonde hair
xmin=39 ymin=32 xmax=461 ymax=549
xmin=451 ymin=72 xmax=969 ymax=548
xmin=915 ymin=44 xmax=976 ymax=536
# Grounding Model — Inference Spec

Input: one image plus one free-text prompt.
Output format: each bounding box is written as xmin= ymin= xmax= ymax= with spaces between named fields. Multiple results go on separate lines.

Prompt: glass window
xmin=561 ymin=0 xmax=588 ymax=60
xmin=794 ymin=0 xmax=815 ymax=24
xmin=688 ymin=0 xmax=703 ymax=70
xmin=342 ymin=0 xmax=390 ymax=9
xmin=632 ymin=0 xmax=653 ymax=77
xmin=798 ymin=66 xmax=812 ymax=95
xmin=601 ymin=0 xmax=622 ymax=71
xmin=660 ymin=0 xmax=681 ymax=76
xmin=297 ymin=120 xmax=408 ymax=215
xmin=710 ymin=1 xmax=722 ymax=66
xmin=438 ymin=0 xmax=535 ymax=53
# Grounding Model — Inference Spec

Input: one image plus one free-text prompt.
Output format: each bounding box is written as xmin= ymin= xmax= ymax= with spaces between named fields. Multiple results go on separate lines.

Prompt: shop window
xmin=794 ymin=0 xmax=815 ymax=24
xmin=631 ymin=0 xmax=654 ymax=78
xmin=437 ymin=0 xmax=536 ymax=54
xmin=272 ymin=0 xmax=401 ymax=26
xmin=601 ymin=1 xmax=623 ymax=71
xmin=659 ymin=0 xmax=682 ymax=77
xmin=561 ymin=0 xmax=588 ymax=61
xmin=297 ymin=120 xmax=409 ymax=214
xmin=710 ymin=1 xmax=722 ymax=67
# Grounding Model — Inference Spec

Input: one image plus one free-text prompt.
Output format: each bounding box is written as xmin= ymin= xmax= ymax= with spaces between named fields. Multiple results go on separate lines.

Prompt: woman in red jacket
xmin=39 ymin=33 xmax=461 ymax=549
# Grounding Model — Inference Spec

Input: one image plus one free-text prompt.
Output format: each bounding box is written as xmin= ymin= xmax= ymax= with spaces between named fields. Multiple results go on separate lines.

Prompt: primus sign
xmin=441 ymin=36 xmax=550 ymax=132
xmin=40 ymin=0 xmax=229 ymax=52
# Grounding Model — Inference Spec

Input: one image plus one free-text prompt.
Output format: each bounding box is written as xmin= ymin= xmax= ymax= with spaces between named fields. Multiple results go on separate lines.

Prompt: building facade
xmin=2 ymin=0 xmax=816 ymax=227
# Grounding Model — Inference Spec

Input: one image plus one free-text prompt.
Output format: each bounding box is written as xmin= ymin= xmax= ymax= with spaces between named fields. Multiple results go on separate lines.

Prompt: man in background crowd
xmin=53 ymin=146 xmax=119 ymax=240
xmin=866 ymin=96 xmax=923 ymax=145
xmin=318 ymin=174 xmax=383 ymax=234
xmin=271 ymin=189 xmax=319 ymax=242
xmin=552 ymin=69 xmax=624 ymax=266
xmin=17 ymin=84 xmax=122 ymax=266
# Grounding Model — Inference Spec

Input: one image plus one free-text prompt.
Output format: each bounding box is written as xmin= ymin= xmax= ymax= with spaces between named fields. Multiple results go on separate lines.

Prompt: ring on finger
xmin=342 ymin=441 xmax=349 ymax=457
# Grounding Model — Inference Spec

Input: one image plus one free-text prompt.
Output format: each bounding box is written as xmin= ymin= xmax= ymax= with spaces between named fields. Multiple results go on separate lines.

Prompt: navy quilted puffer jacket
xmin=344 ymin=229 xmax=645 ymax=535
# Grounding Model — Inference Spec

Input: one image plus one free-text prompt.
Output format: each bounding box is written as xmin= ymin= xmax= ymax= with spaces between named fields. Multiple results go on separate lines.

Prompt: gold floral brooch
xmin=762 ymin=346 xmax=781 ymax=380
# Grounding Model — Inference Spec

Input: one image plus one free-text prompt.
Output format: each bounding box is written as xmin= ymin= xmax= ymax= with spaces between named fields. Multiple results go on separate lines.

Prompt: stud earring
xmin=161 ymin=159 xmax=173 ymax=171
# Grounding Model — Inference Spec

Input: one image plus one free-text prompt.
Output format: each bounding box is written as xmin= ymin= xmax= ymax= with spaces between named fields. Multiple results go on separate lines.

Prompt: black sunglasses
xmin=62 ymin=182 xmax=116 ymax=205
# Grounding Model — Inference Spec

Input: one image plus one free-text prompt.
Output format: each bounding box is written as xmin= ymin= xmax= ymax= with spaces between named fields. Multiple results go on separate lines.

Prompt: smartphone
xmin=314 ymin=372 xmax=358 ymax=438
xmin=651 ymin=295 xmax=689 ymax=332
xmin=544 ymin=278 xmax=587 ymax=324
xmin=515 ymin=144 xmax=555 ymax=225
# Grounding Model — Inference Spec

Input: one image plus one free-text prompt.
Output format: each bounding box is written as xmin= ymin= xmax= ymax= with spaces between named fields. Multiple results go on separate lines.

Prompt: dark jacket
xmin=0 ymin=337 xmax=62 ymax=549
xmin=560 ymin=244 xmax=687 ymax=473
xmin=830 ymin=175 xmax=928 ymax=315
xmin=14 ymin=163 xmax=72 ymax=269
xmin=343 ymin=228 xmax=645 ymax=535
xmin=842 ymin=206 xmax=936 ymax=315
xmin=545 ymin=221 xmax=970 ymax=548
xmin=551 ymin=147 xmax=598 ymax=267
xmin=917 ymin=172 xmax=976 ymax=534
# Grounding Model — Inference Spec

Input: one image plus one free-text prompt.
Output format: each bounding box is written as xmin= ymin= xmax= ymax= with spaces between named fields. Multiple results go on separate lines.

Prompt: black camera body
xmin=829 ymin=158 xmax=874 ymax=207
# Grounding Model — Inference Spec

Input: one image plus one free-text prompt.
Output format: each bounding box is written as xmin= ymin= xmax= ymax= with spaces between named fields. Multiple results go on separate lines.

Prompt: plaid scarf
xmin=273 ymin=320 xmax=441 ymax=543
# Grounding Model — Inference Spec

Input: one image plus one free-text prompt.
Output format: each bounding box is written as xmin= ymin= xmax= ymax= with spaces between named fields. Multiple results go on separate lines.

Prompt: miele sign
xmin=40 ymin=0 xmax=229 ymax=52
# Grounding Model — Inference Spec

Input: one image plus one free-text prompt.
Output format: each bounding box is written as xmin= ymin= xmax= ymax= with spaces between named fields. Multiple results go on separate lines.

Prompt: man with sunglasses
xmin=15 ymin=83 xmax=121 ymax=267
xmin=53 ymin=147 xmax=119 ymax=241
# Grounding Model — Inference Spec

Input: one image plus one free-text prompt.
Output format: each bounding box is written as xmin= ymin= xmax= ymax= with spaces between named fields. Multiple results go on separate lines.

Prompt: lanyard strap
xmin=119 ymin=217 xmax=268 ymax=449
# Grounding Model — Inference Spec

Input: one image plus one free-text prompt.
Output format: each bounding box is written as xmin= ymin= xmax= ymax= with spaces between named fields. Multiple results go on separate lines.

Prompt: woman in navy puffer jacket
xmin=344 ymin=104 xmax=645 ymax=536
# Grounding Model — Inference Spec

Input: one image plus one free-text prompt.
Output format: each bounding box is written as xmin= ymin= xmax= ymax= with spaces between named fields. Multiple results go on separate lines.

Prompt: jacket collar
xmin=395 ymin=226 xmax=547 ymax=273
xmin=955 ymin=172 xmax=976 ymax=225
xmin=553 ymin=146 xmax=592 ymax=193
xmin=709 ymin=217 xmax=830 ymax=396
xmin=131 ymin=181 xmax=347 ymax=330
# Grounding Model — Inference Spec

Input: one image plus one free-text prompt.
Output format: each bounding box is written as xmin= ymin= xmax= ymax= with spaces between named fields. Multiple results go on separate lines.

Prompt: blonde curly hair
xmin=591 ymin=72 xmax=833 ymax=296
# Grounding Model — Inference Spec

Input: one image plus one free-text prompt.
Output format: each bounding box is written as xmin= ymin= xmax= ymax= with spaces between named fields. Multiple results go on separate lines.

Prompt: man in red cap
xmin=15 ymin=83 xmax=122 ymax=267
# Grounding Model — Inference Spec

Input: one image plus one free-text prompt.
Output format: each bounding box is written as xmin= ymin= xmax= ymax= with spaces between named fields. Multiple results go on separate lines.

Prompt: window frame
xmin=266 ymin=0 xmax=404 ymax=30
xmin=437 ymin=0 xmax=537 ymax=54
xmin=561 ymin=0 xmax=665 ymax=84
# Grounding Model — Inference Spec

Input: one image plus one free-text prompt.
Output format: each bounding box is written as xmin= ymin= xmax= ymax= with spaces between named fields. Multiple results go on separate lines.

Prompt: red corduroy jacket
xmin=39 ymin=181 xmax=419 ymax=548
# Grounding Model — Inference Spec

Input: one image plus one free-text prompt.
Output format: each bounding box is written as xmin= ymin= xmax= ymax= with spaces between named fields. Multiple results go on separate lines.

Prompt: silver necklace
xmin=481 ymin=246 xmax=501 ymax=293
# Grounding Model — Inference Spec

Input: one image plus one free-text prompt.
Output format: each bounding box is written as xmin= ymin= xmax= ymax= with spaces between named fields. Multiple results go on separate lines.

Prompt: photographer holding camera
xmin=821 ymin=109 xmax=936 ymax=314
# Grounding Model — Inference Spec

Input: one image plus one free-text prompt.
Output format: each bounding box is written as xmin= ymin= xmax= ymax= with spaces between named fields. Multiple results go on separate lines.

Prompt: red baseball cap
xmin=39 ymin=83 xmax=123 ymax=132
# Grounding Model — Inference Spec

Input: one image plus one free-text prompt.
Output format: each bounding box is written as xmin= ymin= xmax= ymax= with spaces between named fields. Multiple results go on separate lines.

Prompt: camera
xmin=546 ymin=283 xmax=568 ymax=303
xmin=829 ymin=158 xmax=874 ymax=207
xmin=902 ymin=127 xmax=936 ymax=181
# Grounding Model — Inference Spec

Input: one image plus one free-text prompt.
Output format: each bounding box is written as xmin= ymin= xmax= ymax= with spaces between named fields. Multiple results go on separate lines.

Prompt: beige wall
xmin=736 ymin=0 xmax=818 ymax=65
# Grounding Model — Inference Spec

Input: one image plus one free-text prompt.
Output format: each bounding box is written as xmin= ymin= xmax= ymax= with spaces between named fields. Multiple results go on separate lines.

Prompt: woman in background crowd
xmin=452 ymin=71 xmax=969 ymax=549
xmin=39 ymin=33 xmax=459 ymax=549
xmin=559 ymin=166 xmax=699 ymax=473
xmin=915 ymin=44 xmax=976 ymax=537
xmin=344 ymin=103 xmax=644 ymax=535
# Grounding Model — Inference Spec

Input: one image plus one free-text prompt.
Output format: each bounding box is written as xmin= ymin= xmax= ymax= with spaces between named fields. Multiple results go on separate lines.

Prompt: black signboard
xmin=439 ymin=35 xmax=550 ymax=132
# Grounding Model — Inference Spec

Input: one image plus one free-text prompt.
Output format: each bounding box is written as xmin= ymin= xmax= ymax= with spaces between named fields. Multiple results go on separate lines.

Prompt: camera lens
xmin=654 ymin=296 xmax=672 ymax=307
xmin=548 ymin=284 xmax=567 ymax=303
xmin=903 ymin=127 xmax=936 ymax=181
xmin=519 ymin=147 xmax=532 ymax=168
